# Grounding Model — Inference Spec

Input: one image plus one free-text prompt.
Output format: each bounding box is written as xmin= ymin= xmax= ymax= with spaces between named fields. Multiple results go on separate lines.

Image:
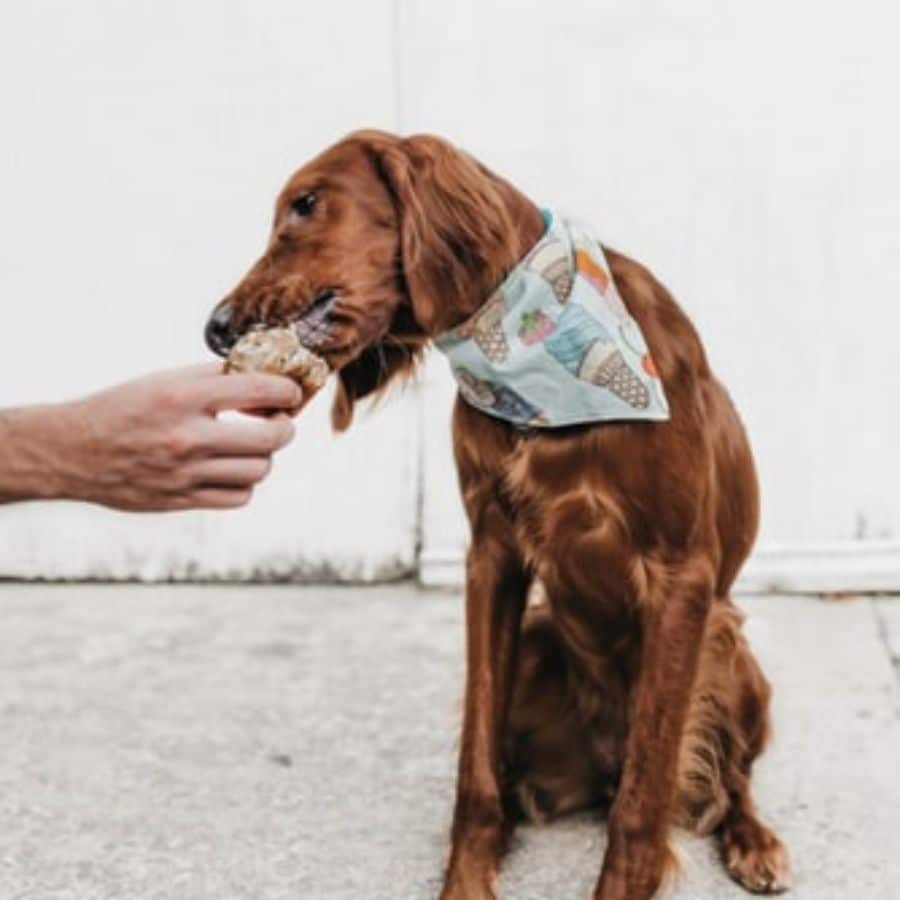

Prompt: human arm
xmin=0 ymin=363 xmax=303 ymax=511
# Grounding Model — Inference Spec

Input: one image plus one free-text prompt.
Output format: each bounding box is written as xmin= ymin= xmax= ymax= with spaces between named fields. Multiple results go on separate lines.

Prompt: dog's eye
xmin=291 ymin=192 xmax=318 ymax=217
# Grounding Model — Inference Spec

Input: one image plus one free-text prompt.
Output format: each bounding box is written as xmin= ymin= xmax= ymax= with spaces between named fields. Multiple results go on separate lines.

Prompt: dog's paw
xmin=722 ymin=820 xmax=792 ymax=894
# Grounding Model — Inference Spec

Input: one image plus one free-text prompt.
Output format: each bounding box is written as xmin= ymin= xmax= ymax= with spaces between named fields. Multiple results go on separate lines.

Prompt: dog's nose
xmin=205 ymin=303 xmax=238 ymax=357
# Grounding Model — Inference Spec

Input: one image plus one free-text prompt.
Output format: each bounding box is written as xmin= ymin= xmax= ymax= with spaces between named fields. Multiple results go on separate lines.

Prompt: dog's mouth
xmin=206 ymin=288 xmax=340 ymax=359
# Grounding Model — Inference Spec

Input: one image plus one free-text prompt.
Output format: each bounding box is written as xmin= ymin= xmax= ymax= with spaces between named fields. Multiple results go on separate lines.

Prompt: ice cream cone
xmin=589 ymin=349 xmax=650 ymax=409
xmin=518 ymin=309 xmax=556 ymax=346
xmin=526 ymin=237 xmax=573 ymax=302
xmin=543 ymin=303 xmax=612 ymax=375
xmin=472 ymin=294 xmax=509 ymax=362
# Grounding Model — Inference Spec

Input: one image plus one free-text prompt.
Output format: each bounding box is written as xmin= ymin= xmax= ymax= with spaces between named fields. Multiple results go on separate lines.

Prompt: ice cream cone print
xmin=453 ymin=366 xmax=541 ymax=423
xmin=575 ymin=244 xmax=629 ymax=318
xmin=581 ymin=346 xmax=650 ymax=408
xmin=471 ymin=295 xmax=508 ymax=362
xmin=452 ymin=288 xmax=509 ymax=362
xmin=440 ymin=214 xmax=669 ymax=426
xmin=525 ymin=237 xmax=573 ymax=302
xmin=454 ymin=367 xmax=496 ymax=407
xmin=575 ymin=247 xmax=609 ymax=294
xmin=518 ymin=309 xmax=556 ymax=346
xmin=492 ymin=384 xmax=541 ymax=421
xmin=543 ymin=303 xmax=612 ymax=375
xmin=543 ymin=303 xmax=650 ymax=408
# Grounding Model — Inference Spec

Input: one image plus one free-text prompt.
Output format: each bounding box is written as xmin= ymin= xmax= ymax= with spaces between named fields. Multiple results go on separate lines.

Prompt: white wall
xmin=2 ymin=1 xmax=899 ymax=588
xmin=0 ymin=0 xmax=418 ymax=581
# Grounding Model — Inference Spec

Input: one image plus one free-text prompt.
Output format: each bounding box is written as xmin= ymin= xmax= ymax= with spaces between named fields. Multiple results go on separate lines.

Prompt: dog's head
xmin=205 ymin=130 xmax=540 ymax=429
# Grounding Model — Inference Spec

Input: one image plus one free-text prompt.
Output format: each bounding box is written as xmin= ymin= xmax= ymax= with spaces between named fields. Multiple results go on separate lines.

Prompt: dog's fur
xmin=208 ymin=130 xmax=791 ymax=899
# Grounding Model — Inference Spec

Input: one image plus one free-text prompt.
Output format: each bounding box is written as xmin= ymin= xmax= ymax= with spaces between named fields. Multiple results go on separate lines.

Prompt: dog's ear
xmin=329 ymin=130 xmax=536 ymax=432
xmin=330 ymin=302 xmax=427 ymax=432
xmin=369 ymin=133 xmax=519 ymax=333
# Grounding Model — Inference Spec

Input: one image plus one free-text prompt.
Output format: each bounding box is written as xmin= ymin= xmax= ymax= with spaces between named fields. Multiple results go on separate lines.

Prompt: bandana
xmin=433 ymin=210 xmax=670 ymax=428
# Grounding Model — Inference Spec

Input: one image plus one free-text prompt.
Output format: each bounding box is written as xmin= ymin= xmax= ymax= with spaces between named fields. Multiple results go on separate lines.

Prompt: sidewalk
xmin=0 ymin=584 xmax=897 ymax=899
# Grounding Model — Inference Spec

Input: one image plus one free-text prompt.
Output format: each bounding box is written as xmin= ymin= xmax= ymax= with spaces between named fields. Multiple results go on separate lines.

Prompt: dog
xmin=205 ymin=130 xmax=791 ymax=899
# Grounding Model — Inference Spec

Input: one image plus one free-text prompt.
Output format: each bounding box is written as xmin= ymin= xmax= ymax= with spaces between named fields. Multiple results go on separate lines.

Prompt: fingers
xmin=183 ymin=456 xmax=272 ymax=489
xmin=175 ymin=486 xmax=254 ymax=510
xmin=198 ymin=372 xmax=303 ymax=414
xmin=158 ymin=456 xmax=274 ymax=512
xmin=241 ymin=398 xmax=307 ymax=419
xmin=194 ymin=415 xmax=295 ymax=456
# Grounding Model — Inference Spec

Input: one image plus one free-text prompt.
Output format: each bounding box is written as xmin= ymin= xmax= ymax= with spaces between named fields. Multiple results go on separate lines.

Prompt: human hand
xmin=47 ymin=363 xmax=303 ymax=511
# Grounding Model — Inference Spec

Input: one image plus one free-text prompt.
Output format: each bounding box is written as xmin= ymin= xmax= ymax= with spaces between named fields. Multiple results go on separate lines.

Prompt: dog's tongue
xmin=293 ymin=316 xmax=323 ymax=348
xmin=293 ymin=292 xmax=337 ymax=349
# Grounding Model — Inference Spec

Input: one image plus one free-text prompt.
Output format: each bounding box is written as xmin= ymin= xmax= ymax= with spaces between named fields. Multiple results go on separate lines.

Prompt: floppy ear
xmin=329 ymin=130 xmax=539 ymax=432
xmin=371 ymin=133 xmax=522 ymax=333
xmin=330 ymin=302 xmax=427 ymax=432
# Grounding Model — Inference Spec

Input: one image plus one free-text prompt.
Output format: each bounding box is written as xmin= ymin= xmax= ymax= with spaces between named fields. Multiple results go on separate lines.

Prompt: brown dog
xmin=205 ymin=130 xmax=791 ymax=899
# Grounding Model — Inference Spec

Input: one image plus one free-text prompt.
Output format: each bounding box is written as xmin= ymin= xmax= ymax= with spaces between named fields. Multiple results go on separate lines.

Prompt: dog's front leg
xmin=594 ymin=559 xmax=714 ymax=900
xmin=440 ymin=528 xmax=528 ymax=900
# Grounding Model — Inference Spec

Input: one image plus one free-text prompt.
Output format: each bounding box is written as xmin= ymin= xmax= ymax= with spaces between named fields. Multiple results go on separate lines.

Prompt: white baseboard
xmin=735 ymin=541 xmax=900 ymax=593
xmin=419 ymin=541 xmax=900 ymax=594
xmin=418 ymin=549 xmax=468 ymax=589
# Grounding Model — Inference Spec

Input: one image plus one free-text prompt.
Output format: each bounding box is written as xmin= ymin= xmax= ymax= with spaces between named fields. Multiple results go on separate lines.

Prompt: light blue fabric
xmin=434 ymin=210 xmax=670 ymax=428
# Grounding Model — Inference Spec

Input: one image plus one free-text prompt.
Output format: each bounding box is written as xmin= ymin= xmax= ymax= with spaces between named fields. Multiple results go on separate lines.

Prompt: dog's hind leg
xmin=502 ymin=596 xmax=624 ymax=826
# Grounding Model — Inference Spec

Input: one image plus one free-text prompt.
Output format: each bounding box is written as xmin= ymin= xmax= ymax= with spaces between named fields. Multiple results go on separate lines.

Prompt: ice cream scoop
xmin=224 ymin=327 xmax=330 ymax=394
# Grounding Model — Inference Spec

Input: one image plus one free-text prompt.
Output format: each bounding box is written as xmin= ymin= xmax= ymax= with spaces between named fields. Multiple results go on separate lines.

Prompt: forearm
xmin=0 ymin=404 xmax=82 ymax=503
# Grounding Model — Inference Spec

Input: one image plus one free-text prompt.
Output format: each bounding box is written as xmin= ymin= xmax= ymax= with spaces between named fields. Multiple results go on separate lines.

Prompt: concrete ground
xmin=0 ymin=585 xmax=898 ymax=900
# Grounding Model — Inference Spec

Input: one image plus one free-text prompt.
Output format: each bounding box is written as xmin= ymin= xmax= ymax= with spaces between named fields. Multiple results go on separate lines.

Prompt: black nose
xmin=205 ymin=303 xmax=238 ymax=357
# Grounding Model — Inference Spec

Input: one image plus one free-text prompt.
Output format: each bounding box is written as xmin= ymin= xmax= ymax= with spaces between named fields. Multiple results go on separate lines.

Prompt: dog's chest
xmin=502 ymin=436 xmax=609 ymax=567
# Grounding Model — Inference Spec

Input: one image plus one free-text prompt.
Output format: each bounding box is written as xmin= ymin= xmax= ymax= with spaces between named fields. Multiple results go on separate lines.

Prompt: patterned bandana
xmin=433 ymin=210 xmax=670 ymax=428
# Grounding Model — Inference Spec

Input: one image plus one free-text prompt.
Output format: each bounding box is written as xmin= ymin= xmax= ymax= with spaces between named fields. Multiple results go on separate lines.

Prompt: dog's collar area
xmin=433 ymin=209 xmax=670 ymax=429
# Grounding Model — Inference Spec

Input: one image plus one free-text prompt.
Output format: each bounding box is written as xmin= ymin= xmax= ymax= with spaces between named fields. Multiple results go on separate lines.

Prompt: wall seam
xmin=391 ymin=0 xmax=426 ymax=576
